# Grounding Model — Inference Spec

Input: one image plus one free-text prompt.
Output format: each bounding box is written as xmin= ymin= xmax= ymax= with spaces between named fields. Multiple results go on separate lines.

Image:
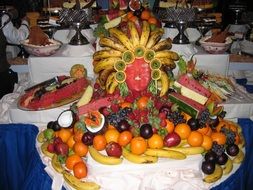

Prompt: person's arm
xmin=1 ymin=14 xmax=29 ymax=45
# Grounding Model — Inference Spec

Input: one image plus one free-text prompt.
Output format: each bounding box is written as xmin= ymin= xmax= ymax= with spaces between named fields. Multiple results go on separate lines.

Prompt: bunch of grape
xmin=220 ymin=127 xmax=236 ymax=145
xmin=198 ymin=109 xmax=210 ymax=127
xmin=107 ymin=107 xmax=132 ymax=127
xmin=167 ymin=111 xmax=186 ymax=126
xmin=211 ymin=141 xmax=225 ymax=156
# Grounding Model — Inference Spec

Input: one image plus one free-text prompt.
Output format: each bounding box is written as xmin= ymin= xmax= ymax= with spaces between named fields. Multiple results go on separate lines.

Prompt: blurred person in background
xmin=0 ymin=5 xmax=29 ymax=99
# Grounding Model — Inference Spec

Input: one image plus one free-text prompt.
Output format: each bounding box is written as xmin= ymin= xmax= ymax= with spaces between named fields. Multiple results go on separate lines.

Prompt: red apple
xmin=54 ymin=142 xmax=69 ymax=156
xmin=163 ymin=132 xmax=181 ymax=147
xmin=105 ymin=142 xmax=122 ymax=158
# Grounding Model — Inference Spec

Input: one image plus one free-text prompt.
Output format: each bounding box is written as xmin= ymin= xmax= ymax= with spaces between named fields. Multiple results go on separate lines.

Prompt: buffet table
xmin=0 ymin=118 xmax=252 ymax=190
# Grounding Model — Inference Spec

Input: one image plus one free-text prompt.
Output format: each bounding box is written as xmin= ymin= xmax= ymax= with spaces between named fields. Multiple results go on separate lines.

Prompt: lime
xmin=114 ymin=60 xmax=126 ymax=71
xmin=115 ymin=71 xmax=126 ymax=83
xmin=151 ymin=69 xmax=161 ymax=80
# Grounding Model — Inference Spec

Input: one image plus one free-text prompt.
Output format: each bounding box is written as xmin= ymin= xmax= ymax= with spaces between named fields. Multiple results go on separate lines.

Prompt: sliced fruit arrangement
xmin=94 ymin=20 xmax=178 ymax=97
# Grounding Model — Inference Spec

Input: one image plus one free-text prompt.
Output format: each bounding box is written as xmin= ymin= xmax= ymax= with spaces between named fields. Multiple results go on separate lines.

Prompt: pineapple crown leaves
xmin=177 ymin=55 xmax=187 ymax=74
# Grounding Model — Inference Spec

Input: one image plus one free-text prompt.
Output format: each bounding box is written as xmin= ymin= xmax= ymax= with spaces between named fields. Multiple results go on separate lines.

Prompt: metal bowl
xmin=21 ymin=39 xmax=62 ymax=56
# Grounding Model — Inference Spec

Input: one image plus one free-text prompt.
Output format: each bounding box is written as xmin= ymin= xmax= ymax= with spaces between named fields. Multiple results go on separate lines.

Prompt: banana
xmin=37 ymin=131 xmax=46 ymax=143
xmin=41 ymin=142 xmax=54 ymax=158
xmin=144 ymin=148 xmax=186 ymax=160
xmin=139 ymin=21 xmax=150 ymax=47
xmin=63 ymin=171 xmax=100 ymax=190
xmin=105 ymin=72 xmax=118 ymax=94
xmin=93 ymin=50 xmax=122 ymax=61
xmin=51 ymin=154 xmax=64 ymax=174
xmin=222 ymin=157 xmax=233 ymax=175
xmin=146 ymin=29 xmax=164 ymax=49
xmin=99 ymin=37 xmax=127 ymax=52
xmin=176 ymin=139 xmax=188 ymax=147
xmin=128 ymin=21 xmax=140 ymax=47
xmin=88 ymin=146 xmax=123 ymax=165
xmin=158 ymin=58 xmax=176 ymax=68
xmin=159 ymin=70 xmax=170 ymax=97
xmin=94 ymin=57 xmax=120 ymax=73
xmin=99 ymin=68 xmax=114 ymax=87
xmin=163 ymin=146 xmax=205 ymax=155
xmin=151 ymin=38 xmax=172 ymax=51
xmin=232 ymin=149 xmax=244 ymax=164
xmin=122 ymin=148 xmax=158 ymax=164
xmin=109 ymin=28 xmax=134 ymax=50
xmin=107 ymin=78 xmax=118 ymax=94
xmin=155 ymin=50 xmax=179 ymax=61
xmin=203 ymin=164 xmax=223 ymax=183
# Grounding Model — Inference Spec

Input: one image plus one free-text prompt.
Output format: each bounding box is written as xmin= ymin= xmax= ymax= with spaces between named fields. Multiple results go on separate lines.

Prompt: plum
xmin=54 ymin=142 xmax=69 ymax=156
xmin=163 ymin=132 xmax=181 ymax=147
xmin=106 ymin=142 xmax=122 ymax=158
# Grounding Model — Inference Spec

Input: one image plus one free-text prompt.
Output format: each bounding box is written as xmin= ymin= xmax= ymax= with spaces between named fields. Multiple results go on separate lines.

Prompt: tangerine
xmin=187 ymin=131 xmax=204 ymax=147
xmin=104 ymin=129 xmax=120 ymax=143
xmin=67 ymin=135 xmax=76 ymax=149
xmin=141 ymin=10 xmax=151 ymax=20
xmin=201 ymin=135 xmax=213 ymax=150
xmin=73 ymin=142 xmax=88 ymax=157
xmin=73 ymin=161 xmax=87 ymax=179
xmin=93 ymin=134 xmax=107 ymax=151
xmin=120 ymin=102 xmax=132 ymax=109
xmin=148 ymin=134 xmax=164 ymax=149
xmin=118 ymin=131 xmax=133 ymax=146
xmin=215 ymin=120 xmax=229 ymax=132
xmin=58 ymin=128 xmax=72 ymax=143
xmin=165 ymin=119 xmax=175 ymax=133
xmin=137 ymin=96 xmax=149 ymax=110
xmin=197 ymin=125 xmax=210 ymax=135
xmin=211 ymin=132 xmax=226 ymax=145
xmin=65 ymin=154 xmax=82 ymax=170
xmin=130 ymin=136 xmax=147 ymax=155
xmin=174 ymin=123 xmax=191 ymax=140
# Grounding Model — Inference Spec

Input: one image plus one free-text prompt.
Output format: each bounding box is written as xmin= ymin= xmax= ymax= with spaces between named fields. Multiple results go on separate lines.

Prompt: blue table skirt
xmin=0 ymin=119 xmax=252 ymax=190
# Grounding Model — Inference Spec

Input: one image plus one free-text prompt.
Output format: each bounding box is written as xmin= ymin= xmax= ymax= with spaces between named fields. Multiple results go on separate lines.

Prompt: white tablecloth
xmin=28 ymin=44 xmax=95 ymax=84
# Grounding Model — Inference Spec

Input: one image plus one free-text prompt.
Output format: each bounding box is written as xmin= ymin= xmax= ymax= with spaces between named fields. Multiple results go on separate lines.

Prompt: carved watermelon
xmin=178 ymin=74 xmax=211 ymax=97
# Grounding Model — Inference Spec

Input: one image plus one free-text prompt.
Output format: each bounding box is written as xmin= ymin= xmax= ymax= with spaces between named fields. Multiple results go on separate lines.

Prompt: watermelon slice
xmin=178 ymin=74 xmax=211 ymax=98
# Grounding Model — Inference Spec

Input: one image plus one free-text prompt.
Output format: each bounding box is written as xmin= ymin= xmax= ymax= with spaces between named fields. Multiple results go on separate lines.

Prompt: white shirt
xmin=1 ymin=14 xmax=29 ymax=45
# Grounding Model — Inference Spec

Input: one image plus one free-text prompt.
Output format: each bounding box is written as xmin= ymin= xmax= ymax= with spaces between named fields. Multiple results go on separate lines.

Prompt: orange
xmin=58 ymin=128 xmax=72 ymax=143
xmin=74 ymin=130 xmax=84 ymax=142
xmin=229 ymin=124 xmax=238 ymax=133
xmin=211 ymin=132 xmax=226 ymax=145
xmin=148 ymin=17 xmax=158 ymax=25
xmin=104 ymin=129 xmax=120 ymax=143
xmin=174 ymin=123 xmax=191 ymax=140
xmin=120 ymin=102 xmax=132 ymax=109
xmin=235 ymin=133 xmax=240 ymax=145
xmin=118 ymin=131 xmax=133 ymax=146
xmin=73 ymin=142 xmax=88 ymax=157
xmin=130 ymin=136 xmax=147 ymax=155
xmin=197 ymin=125 xmax=210 ymax=135
xmin=148 ymin=134 xmax=164 ymax=149
xmin=141 ymin=10 xmax=151 ymax=20
xmin=107 ymin=124 xmax=116 ymax=130
xmin=136 ymin=96 xmax=149 ymax=110
xmin=73 ymin=161 xmax=87 ymax=179
xmin=93 ymin=134 xmax=107 ymax=151
xmin=165 ymin=119 xmax=175 ymax=133
xmin=187 ymin=131 xmax=204 ymax=147
xmin=205 ymin=126 xmax=213 ymax=136
xmin=67 ymin=135 xmax=76 ymax=149
xmin=65 ymin=154 xmax=82 ymax=170
xmin=201 ymin=135 xmax=213 ymax=150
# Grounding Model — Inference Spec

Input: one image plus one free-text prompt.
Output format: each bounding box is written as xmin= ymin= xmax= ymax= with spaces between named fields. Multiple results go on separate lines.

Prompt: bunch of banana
xmin=159 ymin=70 xmax=170 ymax=97
xmin=37 ymin=131 xmax=46 ymax=143
xmin=232 ymin=149 xmax=244 ymax=164
xmin=155 ymin=50 xmax=179 ymax=61
xmin=105 ymin=72 xmax=118 ymax=94
xmin=122 ymin=148 xmax=158 ymax=164
xmin=51 ymin=154 xmax=64 ymax=174
xmin=151 ymin=38 xmax=172 ymax=52
xmin=222 ymin=157 xmax=233 ymax=175
xmin=94 ymin=57 xmax=121 ymax=73
xmin=146 ymin=29 xmax=164 ymax=49
xmin=63 ymin=171 xmax=100 ymax=190
xmin=203 ymin=164 xmax=223 ymax=183
xmin=99 ymin=68 xmax=115 ymax=87
xmin=109 ymin=28 xmax=134 ymax=50
xmin=99 ymin=37 xmax=127 ymax=52
xmin=144 ymin=148 xmax=186 ymax=160
xmin=163 ymin=146 xmax=205 ymax=155
xmin=41 ymin=141 xmax=54 ymax=158
xmin=128 ymin=21 xmax=140 ymax=47
xmin=88 ymin=146 xmax=123 ymax=165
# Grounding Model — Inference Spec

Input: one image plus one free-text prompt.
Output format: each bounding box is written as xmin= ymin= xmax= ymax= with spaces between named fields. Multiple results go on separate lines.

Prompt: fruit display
xmin=36 ymin=13 xmax=245 ymax=190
